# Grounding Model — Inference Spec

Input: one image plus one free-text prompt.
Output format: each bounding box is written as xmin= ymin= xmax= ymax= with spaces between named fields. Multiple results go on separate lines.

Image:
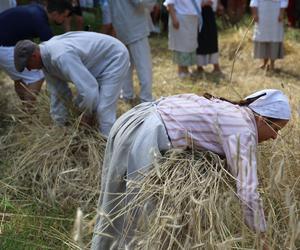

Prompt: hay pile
xmin=103 ymin=147 xmax=299 ymax=249
xmin=0 ymin=91 xmax=106 ymax=211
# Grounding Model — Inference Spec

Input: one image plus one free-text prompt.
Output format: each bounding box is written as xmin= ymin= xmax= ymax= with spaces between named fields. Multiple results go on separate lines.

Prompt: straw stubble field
xmin=0 ymin=25 xmax=299 ymax=249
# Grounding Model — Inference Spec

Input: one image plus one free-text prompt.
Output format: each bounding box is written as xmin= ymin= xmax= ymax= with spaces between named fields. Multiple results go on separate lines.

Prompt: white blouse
xmin=250 ymin=0 xmax=288 ymax=8
xmin=164 ymin=0 xmax=202 ymax=15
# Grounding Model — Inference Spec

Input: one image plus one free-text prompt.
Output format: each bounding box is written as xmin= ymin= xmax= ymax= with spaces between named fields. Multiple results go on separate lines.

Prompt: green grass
xmin=0 ymin=195 xmax=75 ymax=250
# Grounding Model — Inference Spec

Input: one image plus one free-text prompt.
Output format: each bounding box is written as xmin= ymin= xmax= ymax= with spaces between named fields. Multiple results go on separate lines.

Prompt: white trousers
xmin=122 ymin=37 xmax=153 ymax=102
xmin=91 ymin=102 xmax=170 ymax=250
xmin=96 ymin=71 xmax=127 ymax=136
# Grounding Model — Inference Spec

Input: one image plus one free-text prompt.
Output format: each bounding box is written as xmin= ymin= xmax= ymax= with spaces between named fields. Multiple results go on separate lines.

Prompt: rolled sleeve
xmin=280 ymin=0 xmax=288 ymax=8
xmin=249 ymin=0 xmax=258 ymax=7
xmin=164 ymin=0 xmax=175 ymax=7
xmin=223 ymin=133 xmax=267 ymax=232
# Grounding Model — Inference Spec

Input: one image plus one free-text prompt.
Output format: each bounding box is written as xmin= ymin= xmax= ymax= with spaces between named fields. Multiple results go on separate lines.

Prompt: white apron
xmin=168 ymin=13 xmax=199 ymax=52
xmin=253 ymin=0 xmax=284 ymax=42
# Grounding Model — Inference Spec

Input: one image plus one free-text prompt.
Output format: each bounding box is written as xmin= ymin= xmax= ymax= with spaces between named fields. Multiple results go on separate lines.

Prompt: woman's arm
xmin=167 ymin=4 xmax=179 ymax=29
xmin=222 ymin=132 xmax=267 ymax=233
xmin=250 ymin=0 xmax=258 ymax=22
xmin=251 ymin=7 xmax=258 ymax=22
xmin=278 ymin=8 xmax=285 ymax=22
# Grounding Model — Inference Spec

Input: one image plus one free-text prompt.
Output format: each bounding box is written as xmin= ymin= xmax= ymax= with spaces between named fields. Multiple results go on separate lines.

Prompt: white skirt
xmin=168 ymin=13 xmax=198 ymax=53
xmin=253 ymin=0 xmax=284 ymax=42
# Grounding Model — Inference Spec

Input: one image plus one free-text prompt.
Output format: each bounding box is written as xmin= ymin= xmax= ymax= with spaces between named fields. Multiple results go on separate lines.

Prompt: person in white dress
xmin=250 ymin=0 xmax=288 ymax=71
xmin=164 ymin=0 xmax=203 ymax=79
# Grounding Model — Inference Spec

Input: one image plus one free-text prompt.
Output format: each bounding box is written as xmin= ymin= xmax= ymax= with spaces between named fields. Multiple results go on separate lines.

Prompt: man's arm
xmin=46 ymin=73 xmax=72 ymax=126
xmin=57 ymin=54 xmax=100 ymax=116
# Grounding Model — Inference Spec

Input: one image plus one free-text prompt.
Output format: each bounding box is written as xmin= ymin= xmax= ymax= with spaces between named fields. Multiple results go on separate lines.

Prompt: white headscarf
xmin=245 ymin=89 xmax=291 ymax=120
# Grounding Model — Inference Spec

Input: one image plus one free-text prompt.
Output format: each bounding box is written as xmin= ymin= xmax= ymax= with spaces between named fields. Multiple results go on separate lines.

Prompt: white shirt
xmin=250 ymin=0 xmax=288 ymax=8
xmin=164 ymin=0 xmax=202 ymax=15
xmin=39 ymin=32 xmax=129 ymax=124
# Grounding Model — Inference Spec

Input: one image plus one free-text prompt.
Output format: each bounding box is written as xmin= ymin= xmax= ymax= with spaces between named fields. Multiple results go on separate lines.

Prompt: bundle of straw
xmin=0 ymin=92 xmax=106 ymax=211
xmin=107 ymin=148 xmax=299 ymax=249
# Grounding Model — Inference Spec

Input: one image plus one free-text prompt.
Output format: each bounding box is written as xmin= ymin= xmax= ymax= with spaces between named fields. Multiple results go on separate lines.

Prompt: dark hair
xmin=203 ymin=92 xmax=267 ymax=107
xmin=46 ymin=0 xmax=72 ymax=13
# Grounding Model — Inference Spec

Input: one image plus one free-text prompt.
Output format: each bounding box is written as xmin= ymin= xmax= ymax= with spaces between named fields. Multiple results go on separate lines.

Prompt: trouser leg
xmin=121 ymin=59 xmax=134 ymax=100
xmin=125 ymin=37 xmax=153 ymax=102
xmin=96 ymin=75 xmax=124 ymax=136
xmin=91 ymin=170 xmax=127 ymax=250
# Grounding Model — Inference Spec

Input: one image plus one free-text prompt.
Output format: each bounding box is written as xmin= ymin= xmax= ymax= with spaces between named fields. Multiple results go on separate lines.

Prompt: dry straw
xmin=96 ymin=148 xmax=299 ymax=249
xmin=0 ymin=91 xmax=106 ymax=211
xmin=1 ymin=21 xmax=300 ymax=249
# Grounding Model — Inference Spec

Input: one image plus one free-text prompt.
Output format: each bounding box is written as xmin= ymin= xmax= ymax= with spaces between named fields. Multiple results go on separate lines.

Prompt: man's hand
xmin=260 ymin=233 xmax=270 ymax=250
xmin=80 ymin=113 xmax=95 ymax=127
xmin=278 ymin=11 xmax=284 ymax=22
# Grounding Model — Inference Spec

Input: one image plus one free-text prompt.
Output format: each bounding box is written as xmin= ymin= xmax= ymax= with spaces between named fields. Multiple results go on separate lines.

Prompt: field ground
xmin=0 ymin=20 xmax=300 ymax=249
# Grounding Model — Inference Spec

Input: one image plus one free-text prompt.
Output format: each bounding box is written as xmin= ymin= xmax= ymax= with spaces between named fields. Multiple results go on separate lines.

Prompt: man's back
xmin=0 ymin=4 xmax=52 ymax=46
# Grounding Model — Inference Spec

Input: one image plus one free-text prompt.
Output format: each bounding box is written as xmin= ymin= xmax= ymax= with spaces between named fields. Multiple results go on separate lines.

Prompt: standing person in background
xmin=286 ymin=0 xmax=296 ymax=27
xmin=109 ymin=0 xmax=154 ymax=103
xmin=164 ymin=0 xmax=206 ymax=79
xmin=227 ymin=0 xmax=246 ymax=24
xmin=80 ymin=0 xmax=94 ymax=9
xmin=196 ymin=0 xmax=224 ymax=75
xmin=250 ymin=0 xmax=288 ymax=71
xmin=295 ymin=0 xmax=300 ymax=28
xmin=0 ymin=0 xmax=16 ymax=13
xmin=0 ymin=0 xmax=71 ymax=111
xmin=150 ymin=2 xmax=162 ymax=34
xmin=64 ymin=0 xmax=84 ymax=31
xmin=14 ymin=32 xmax=130 ymax=137
xmin=99 ymin=0 xmax=115 ymax=36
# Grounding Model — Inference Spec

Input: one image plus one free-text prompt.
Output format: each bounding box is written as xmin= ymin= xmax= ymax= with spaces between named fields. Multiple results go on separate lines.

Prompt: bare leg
xmin=259 ymin=59 xmax=268 ymax=69
xmin=178 ymin=66 xmax=189 ymax=74
xmin=178 ymin=66 xmax=190 ymax=78
xmin=14 ymin=79 xmax=44 ymax=113
xmin=269 ymin=59 xmax=275 ymax=71
xmin=212 ymin=63 xmax=221 ymax=72
xmin=197 ymin=66 xmax=204 ymax=73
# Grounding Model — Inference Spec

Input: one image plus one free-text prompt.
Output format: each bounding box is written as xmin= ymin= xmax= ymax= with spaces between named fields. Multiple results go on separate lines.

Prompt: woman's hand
xmin=216 ymin=3 xmax=224 ymax=16
xmin=251 ymin=7 xmax=258 ymax=23
xmin=278 ymin=10 xmax=284 ymax=22
xmin=80 ymin=113 xmax=95 ymax=127
xmin=260 ymin=234 xmax=270 ymax=250
xmin=172 ymin=16 xmax=180 ymax=29
xmin=167 ymin=4 xmax=180 ymax=29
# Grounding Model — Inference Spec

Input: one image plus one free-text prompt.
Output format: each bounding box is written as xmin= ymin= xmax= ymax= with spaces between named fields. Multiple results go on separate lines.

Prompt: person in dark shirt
xmin=0 ymin=0 xmax=71 ymax=111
